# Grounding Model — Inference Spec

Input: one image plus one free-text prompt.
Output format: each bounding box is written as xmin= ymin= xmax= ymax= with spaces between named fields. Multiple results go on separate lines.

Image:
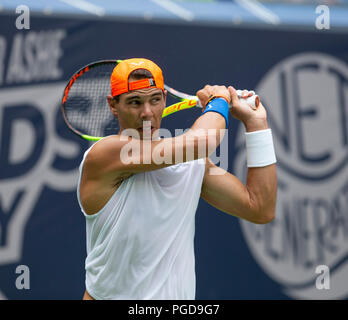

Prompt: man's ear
xmin=160 ymin=90 xmax=167 ymax=113
xmin=163 ymin=89 xmax=167 ymax=104
xmin=107 ymin=95 xmax=118 ymax=118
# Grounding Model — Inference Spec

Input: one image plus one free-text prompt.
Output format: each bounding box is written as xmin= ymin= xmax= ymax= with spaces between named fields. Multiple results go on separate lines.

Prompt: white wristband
xmin=245 ymin=128 xmax=276 ymax=167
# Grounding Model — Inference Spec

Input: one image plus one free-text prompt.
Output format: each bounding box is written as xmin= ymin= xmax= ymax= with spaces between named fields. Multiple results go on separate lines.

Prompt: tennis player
xmin=78 ymin=58 xmax=277 ymax=300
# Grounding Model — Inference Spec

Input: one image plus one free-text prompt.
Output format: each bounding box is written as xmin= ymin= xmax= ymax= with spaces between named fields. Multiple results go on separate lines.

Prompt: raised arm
xmin=84 ymin=85 xmax=231 ymax=181
xmin=200 ymin=87 xmax=277 ymax=224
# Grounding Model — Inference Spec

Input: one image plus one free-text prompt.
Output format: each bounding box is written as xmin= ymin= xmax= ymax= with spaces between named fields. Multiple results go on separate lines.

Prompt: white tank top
xmin=77 ymin=142 xmax=205 ymax=300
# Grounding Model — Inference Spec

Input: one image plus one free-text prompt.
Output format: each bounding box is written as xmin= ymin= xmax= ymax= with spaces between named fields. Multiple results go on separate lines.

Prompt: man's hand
xmin=228 ymin=86 xmax=268 ymax=132
xmin=196 ymin=85 xmax=231 ymax=109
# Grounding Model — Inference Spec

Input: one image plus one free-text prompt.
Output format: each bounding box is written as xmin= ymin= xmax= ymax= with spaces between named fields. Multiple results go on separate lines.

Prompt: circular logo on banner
xmin=233 ymin=53 xmax=348 ymax=299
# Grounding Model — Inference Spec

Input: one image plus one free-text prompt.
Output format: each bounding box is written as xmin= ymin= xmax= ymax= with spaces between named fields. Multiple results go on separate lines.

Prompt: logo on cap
xmin=130 ymin=61 xmax=144 ymax=66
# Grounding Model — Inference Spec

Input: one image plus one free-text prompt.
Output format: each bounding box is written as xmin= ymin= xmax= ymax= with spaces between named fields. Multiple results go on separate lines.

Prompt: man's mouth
xmin=136 ymin=120 xmax=158 ymax=138
xmin=138 ymin=125 xmax=155 ymax=131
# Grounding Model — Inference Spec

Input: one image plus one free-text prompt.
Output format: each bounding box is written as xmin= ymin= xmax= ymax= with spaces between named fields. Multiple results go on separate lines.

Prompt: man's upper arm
xmin=84 ymin=135 xmax=170 ymax=180
xmin=200 ymin=158 xmax=255 ymax=221
xmin=201 ymin=158 xmax=276 ymax=224
xmin=84 ymin=130 xmax=218 ymax=180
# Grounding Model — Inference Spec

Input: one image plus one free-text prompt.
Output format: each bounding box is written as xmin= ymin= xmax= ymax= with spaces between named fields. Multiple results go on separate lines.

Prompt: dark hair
xmin=113 ymin=68 xmax=153 ymax=102
xmin=129 ymin=68 xmax=153 ymax=80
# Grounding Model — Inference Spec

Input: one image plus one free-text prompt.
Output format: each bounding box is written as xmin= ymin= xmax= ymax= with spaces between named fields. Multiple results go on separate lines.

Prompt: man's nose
xmin=140 ymin=102 xmax=154 ymax=119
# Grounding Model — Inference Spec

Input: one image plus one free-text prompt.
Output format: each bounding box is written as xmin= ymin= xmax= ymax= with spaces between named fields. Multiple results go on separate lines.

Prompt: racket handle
xmin=236 ymin=90 xmax=260 ymax=110
xmin=194 ymin=91 xmax=260 ymax=110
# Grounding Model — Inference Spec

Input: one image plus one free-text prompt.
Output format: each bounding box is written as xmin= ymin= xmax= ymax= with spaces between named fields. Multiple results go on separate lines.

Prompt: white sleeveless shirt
xmin=77 ymin=143 xmax=205 ymax=300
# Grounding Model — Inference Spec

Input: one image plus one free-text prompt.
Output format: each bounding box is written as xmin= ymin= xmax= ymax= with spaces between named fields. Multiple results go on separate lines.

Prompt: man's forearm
xmin=245 ymin=164 xmax=277 ymax=224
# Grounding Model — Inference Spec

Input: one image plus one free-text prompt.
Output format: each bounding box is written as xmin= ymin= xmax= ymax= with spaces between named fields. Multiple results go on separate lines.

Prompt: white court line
xmin=235 ymin=0 xmax=280 ymax=25
xmin=59 ymin=0 xmax=105 ymax=17
xmin=151 ymin=0 xmax=194 ymax=22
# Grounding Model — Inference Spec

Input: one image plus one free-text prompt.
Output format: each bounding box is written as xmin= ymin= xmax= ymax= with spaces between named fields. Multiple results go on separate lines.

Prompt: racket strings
xmin=64 ymin=63 xmax=118 ymax=138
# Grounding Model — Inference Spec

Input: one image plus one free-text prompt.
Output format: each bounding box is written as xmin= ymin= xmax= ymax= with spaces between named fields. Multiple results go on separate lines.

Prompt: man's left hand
xmin=228 ymin=86 xmax=268 ymax=132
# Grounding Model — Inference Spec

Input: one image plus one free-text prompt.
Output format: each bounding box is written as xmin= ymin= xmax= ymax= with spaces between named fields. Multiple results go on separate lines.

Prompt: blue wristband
xmin=202 ymin=98 xmax=229 ymax=128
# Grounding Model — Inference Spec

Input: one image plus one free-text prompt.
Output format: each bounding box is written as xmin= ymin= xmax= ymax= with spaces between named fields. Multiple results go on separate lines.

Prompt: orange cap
xmin=110 ymin=58 xmax=164 ymax=97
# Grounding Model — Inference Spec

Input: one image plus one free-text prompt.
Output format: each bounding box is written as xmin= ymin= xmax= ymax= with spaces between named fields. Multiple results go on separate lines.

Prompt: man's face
xmin=108 ymin=86 xmax=166 ymax=140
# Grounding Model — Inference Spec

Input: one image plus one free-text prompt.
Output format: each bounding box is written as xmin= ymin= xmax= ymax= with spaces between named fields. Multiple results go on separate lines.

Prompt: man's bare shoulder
xmin=82 ymin=135 xmax=127 ymax=177
xmin=88 ymin=135 xmax=121 ymax=154
xmin=85 ymin=135 xmax=127 ymax=162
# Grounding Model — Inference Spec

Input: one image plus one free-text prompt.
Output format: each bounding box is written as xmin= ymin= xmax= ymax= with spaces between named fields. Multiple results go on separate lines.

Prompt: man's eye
xmin=129 ymin=100 xmax=140 ymax=105
xmin=151 ymin=97 xmax=161 ymax=103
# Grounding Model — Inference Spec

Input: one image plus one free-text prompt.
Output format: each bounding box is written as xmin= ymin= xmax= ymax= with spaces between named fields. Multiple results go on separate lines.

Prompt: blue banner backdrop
xmin=0 ymin=13 xmax=347 ymax=299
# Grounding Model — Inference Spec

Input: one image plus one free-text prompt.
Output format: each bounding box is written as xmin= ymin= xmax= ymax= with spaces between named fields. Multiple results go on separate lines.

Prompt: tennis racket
xmin=61 ymin=59 xmax=260 ymax=141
